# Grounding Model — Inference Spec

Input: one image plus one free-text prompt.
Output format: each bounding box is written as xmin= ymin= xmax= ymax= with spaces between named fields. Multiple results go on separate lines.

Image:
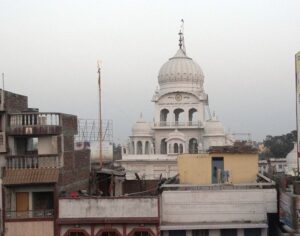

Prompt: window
xmin=192 ymin=230 xmax=208 ymax=236
xmin=68 ymin=232 xmax=87 ymax=236
xmin=134 ymin=232 xmax=151 ymax=236
xmin=169 ymin=231 xmax=186 ymax=236
xmin=145 ymin=141 xmax=150 ymax=154
xmin=161 ymin=138 xmax=167 ymax=154
xmin=221 ymin=229 xmax=237 ymax=236
xmin=137 ymin=141 xmax=143 ymax=154
xmin=189 ymin=138 xmax=198 ymax=154
xmin=101 ymin=232 xmax=118 ymax=236
xmin=174 ymin=143 xmax=179 ymax=153
xmin=244 ymin=228 xmax=261 ymax=236
xmin=173 ymin=108 xmax=184 ymax=124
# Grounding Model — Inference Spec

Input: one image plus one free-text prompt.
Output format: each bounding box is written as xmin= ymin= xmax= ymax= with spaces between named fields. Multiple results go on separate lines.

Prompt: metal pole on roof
xmin=2 ymin=73 xmax=4 ymax=91
xmin=97 ymin=61 xmax=103 ymax=169
xmin=295 ymin=52 xmax=300 ymax=177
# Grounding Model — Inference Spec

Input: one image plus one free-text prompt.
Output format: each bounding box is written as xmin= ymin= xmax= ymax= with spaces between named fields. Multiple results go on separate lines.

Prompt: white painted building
xmin=160 ymin=182 xmax=277 ymax=236
xmin=119 ymin=30 xmax=233 ymax=180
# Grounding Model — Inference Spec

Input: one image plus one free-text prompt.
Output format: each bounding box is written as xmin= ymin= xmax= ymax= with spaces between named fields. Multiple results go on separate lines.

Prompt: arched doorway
xmin=174 ymin=143 xmax=179 ymax=153
xmin=160 ymin=109 xmax=170 ymax=125
xmin=188 ymin=108 xmax=198 ymax=125
xmin=96 ymin=228 xmax=122 ymax=236
xmin=137 ymin=141 xmax=143 ymax=154
xmin=189 ymin=138 xmax=198 ymax=154
xmin=145 ymin=141 xmax=150 ymax=154
xmin=64 ymin=229 xmax=90 ymax=236
xmin=127 ymin=228 xmax=156 ymax=236
xmin=179 ymin=144 xmax=183 ymax=154
xmin=161 ymin=138 xmax=167 ymax=154
xmin=174 ymin=108 xmax=184 ymax=125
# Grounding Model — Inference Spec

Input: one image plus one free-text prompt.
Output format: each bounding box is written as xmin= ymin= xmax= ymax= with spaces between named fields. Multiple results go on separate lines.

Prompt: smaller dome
xmin=132 ymin=115 xmax=153 ymax=137
xmin=204 ymin=114 xmax=225 ymax=136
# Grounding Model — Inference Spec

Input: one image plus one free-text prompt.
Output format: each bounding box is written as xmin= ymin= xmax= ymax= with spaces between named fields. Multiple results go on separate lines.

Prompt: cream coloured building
xmin=119 ymin=31 xmax=234 ymax=180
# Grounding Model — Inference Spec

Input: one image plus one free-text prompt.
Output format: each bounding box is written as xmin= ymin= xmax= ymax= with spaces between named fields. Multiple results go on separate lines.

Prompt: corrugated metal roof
xmin=3 ymin=168 xmax=59 ymax=185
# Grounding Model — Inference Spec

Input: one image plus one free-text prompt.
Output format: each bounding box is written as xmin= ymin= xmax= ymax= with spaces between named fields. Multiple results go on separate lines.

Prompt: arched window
xmin=189 ymin=138 xmax=198 ymax=154
xmin=137 ymin=141 xmax=143 ymax=154
xmin=179 ymin=144 xmax=183 ymax=154
xmin=123 ymin=148 xmax=126 ymax=154
xmin=160 ymin=109 xmax=169 ymax=125
xmin=189 ymin=108 xmax=198 ymax=125
xmin=64 ymin=229 xmax=90 ymax=236
xmin=174 ymin=108 xmax=184 ymax=125
xmin=145 ymin=141 xmax=150 ymax=154
xmin=128 ymin=228 xmax=155 ymax=236
xmin=132 ymin=141 xmax=135 ymax=154
xmin=96 ymin=229 xmax=122 ymax=236
xmin=174 ymin=143 xmax=179 ymax=153
xmin=161 ymin=138 xmax=167 ymax=154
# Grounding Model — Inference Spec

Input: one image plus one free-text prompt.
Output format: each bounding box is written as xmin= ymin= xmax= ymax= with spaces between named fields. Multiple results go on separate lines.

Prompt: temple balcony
xmin=153 ymin=121 xmax=204 ymax=129
xmin=8 ymin=112 xmax=62 ymax=136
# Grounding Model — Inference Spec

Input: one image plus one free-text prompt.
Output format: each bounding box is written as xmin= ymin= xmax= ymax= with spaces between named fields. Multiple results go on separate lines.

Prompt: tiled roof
xmin=3 ymin=168 xmax=59 ymax=185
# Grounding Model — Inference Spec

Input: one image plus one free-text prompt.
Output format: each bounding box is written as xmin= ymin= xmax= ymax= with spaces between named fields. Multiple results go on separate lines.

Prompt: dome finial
xmin=178 ymin=19 xmax=186 ymax=54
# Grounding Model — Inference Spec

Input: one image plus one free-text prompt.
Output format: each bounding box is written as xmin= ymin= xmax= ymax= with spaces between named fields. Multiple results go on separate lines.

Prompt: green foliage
xmin=262 ymin=130 xmax=297 ymax=158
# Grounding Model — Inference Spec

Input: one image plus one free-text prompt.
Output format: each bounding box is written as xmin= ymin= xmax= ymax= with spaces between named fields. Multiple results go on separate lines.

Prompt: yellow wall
xmin=178 ymin=153 xmax=258 ymax=184
xmin=5 ymin=221 xmax=54 ymax=236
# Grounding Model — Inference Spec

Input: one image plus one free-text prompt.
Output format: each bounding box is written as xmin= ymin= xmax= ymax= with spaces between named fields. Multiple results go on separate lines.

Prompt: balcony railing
xmin=8 ymin=112 xmax=62 ymax=135
xmin=5 ymin=209 xmax=54 ymax=219
xmin=10 ymin=112 xmax=61 ymax=127
xmin=6 ymin=154 xmax=60 ymax=169
xmin=154 ymin=121 xmax=203 ymax=128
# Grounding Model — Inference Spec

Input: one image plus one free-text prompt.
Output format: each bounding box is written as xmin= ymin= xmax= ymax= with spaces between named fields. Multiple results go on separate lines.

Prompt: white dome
xmin=204 ymin=115 xmax=225 ymax=136
xmin=132 ymin=116 xmax=153 ymax=137
xmin=158 ymin=49 xmax=204 ymax=91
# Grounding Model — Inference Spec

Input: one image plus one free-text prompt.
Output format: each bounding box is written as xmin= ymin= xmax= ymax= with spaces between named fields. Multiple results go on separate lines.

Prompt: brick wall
xmin=4 ymin=91 xmax=28 ymax=113
xmin=58 ymin=148 xmax=90 ymax=193
xmin=61 ymin=114 xmax=78 ymax=135
xmin=123 ymin=180 xmax=160 ymax=196
xmin=63 ymin=136 xmax=74 ymax=152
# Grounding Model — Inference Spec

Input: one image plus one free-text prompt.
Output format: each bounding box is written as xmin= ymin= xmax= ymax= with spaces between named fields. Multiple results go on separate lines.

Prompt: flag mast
xmin=97 ymin=60 xmax=103 ymax=169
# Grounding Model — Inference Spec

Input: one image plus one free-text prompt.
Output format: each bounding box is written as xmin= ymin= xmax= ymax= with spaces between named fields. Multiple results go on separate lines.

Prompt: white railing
xmin=154 ymin=121 xmax=203 ymax=128
xmin=10 ymin=113 xmax=61 ymax=127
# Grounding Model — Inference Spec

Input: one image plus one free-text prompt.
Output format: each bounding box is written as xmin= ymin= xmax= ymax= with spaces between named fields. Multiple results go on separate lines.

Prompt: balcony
xmin=153 ymin=121 xmax=204 ymax=129
xmin=6 ymin=154 xmax=60 ymax=169
xmin=5 ymin=209 xmax=54 ymax=220
xmin=8 ymin=112 xmax=62 ymax=136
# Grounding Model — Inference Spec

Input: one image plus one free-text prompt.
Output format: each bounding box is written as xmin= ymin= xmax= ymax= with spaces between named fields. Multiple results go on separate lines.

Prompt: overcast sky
xmin=0 ymin=0 xmax=299 ymax=143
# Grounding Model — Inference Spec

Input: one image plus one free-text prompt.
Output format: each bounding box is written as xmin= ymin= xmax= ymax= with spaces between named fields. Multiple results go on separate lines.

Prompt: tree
xmin=262 ymin=130 xmax=297 ymax=158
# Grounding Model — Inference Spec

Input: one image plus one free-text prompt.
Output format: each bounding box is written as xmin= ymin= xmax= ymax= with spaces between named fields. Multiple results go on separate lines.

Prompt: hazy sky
xmin=0 ymin=0 xmax=299 ymax=143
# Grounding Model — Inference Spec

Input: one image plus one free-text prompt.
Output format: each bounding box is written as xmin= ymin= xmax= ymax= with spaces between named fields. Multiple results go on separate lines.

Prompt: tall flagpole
xmin=97 ymin=60 xmax=103 ymax=169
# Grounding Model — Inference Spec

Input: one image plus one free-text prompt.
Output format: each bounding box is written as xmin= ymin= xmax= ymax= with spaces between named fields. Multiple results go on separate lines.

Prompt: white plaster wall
xmin=59 ymin=197 xmax=158 ymax=218
xmin=154 ymin=93 xmax=205 ymax=124
xmin=161 ymin=189 xmax=277 ymax=224
xmin=120 ymin=160 xmax=178 ymax=180
xmin=154 ymin=129 xmax=204 ymax=154
xmin=38 ymin=136 xmax=57 ymax=155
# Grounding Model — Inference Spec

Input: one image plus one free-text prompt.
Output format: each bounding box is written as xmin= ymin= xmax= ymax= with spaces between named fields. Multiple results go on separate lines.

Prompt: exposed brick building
xmin=0 ymin=89 xmax=90 ymax=236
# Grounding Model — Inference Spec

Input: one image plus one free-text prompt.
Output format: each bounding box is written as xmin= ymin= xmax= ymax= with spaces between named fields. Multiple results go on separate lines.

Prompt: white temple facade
xmin=118 ymin=31 xmax=234 ymax=180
